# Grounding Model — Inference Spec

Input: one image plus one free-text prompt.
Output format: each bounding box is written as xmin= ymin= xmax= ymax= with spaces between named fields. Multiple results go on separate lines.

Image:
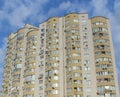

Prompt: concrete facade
xmin=1 ymin=13 xmax=119 ymax=97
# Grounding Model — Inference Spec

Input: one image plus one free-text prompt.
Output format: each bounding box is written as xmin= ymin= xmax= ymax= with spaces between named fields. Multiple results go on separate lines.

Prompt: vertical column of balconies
xmin=45 ymin=18 xmax=60 ymax=97
xmin=91 ymin=17 xmax=116 ymax=97
xmin=64 ymin=14 xmax=83 ymax=97
xmin=11 ymin=32 xmax=24 ymax=97
xmin=2 ymin=35 xmax=15 ymax=97
xmin=23 ymin=30 xmax=38 ymax=97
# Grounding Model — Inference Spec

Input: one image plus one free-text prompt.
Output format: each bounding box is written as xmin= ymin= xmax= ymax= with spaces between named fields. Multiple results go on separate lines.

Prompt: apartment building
xmin=1 ymin=13 xmax=119 ymax=97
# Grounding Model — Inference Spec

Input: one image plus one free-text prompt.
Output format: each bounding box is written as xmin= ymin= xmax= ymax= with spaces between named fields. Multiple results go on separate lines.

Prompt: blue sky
xmin=0 ymin=0 xmax=120 ymax=90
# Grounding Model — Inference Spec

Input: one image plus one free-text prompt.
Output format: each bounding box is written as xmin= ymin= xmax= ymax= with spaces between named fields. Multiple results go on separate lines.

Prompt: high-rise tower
xmin=2 ymin=13 xmax=119 ymax=97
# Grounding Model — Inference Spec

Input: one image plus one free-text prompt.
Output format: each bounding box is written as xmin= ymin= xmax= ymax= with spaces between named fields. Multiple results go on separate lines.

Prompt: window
xmin=73 ymin=59 xmax=80 ymax=63
xmin=86 ymin=87 xmax=91 ymax=92
xmin=39 ymin=86 xmax=43 ymax=90
xmin=45 ymin=90 xmax=51 ymax=95
xmin=46 ymin=70 xmax=51 ymax=76
xmin=105 ymin=93 xmax=110 ymax=97
xmin=67 ymin=95 xmax=72 ymax=97
xmin=72 ymin=53 xmax=80 ymax=57
xmin=84 ymin=53 xmax=89 ymax=57
xmin=74 ymin=73 xmax=81 ymax=77
xmin=14 ymin=64 xmax=22 ymax=69
xmin=24 ymin=80 xmax=35 ymax=85
xmin=94 ymin=39 xmax=109 ymax=43
xmin=73 ymin=66 xmax=81 ymax=70
xmin=52 ymin=63 xmax=59 ymax=67
xmin=97 ymin=86 xmax=115 ymax=93
xmin=17 ymin=33 xmax=24 ymax=40
xmin=71 ymin=30 xmax=79 ymax=33
xmin=81 ymin=19 xmax=87 ymax=23
xmin=27 ymin=36 xmax=37 ymax=41
xmin=52 ymin=83 xmax=58 ymax=87
xmin=84 ymin=60 xmax=90 ymax=64
xmin=83 ymin=36 xmax=88 ymax=41
xmin=92 ymin=22 xmax=107 ymax=26
xmin=84 ymin=48 xmax=89 ymax=52
xmin=86 ymin=95 xmax=91 ymax=97
xmin=53 ymin=23 xmax=57 ymax=28
xmin=76 ymin=47 xmax=80 ymax=50
xmin=86 ymin=80 xmax=91 ymax=85
xmin=67 ymin=74 xmax=72 ymax=79
xmin=95 ymin=57 xmax=112 ymax=63
xmin=72 ymin=24 xmax=79 ymax=28
xmin=39 ymin=93 xmax=43 ymax=97
xmin=65 ymin=20 xmax=70 ymax=24
xmin=39 ymin=80 xmax=43 ymax=84
xmin=74 ymin=87 xmax=82 ymax=92
xmin=74 ymin=95 xmax=82 ymax=97
xmin=73 ymin=19 xmax=79 ymax=22
xmin=25 ymin=75 xmax=35 ymax=81
xmin=71 ymin=35 xmax=80 ymax=40
xmin=53 ymin=70 xmax=59 ymax=74
xmin=72 ymin=41 xmax=80 ymax=45
xmin=25 ymin=68 xmax=35 ymax=73
xmin=67 ymin=80 xmax=72 ymax=85
xmin=53 ymin=76 xmax=59 ymax=80
xmin=74 ymin=80 xmax=82 ymax=84
xmin=23 ymin=94 xmax=34 ymax=97
xmin=82 ymin=26 xmax=87 ymax=30
xmin=85 ymin=73 xmax=91 ymax=78
xmin=52 ymin=90 xmax=58 ymax=94
xmin=66 ymin=54 xmax=71 ymax=58
xmin=85 ymin=67 xmax=90 ymax=71
xmin=67 ymin=88 xmax=72 ymax=92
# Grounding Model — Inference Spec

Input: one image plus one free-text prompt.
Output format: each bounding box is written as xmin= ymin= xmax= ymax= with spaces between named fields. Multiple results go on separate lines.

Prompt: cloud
xmin=0 ymin=0 xmax=120 ymax=91
xmin=91 ymin=0 xmax=120 ymax=89
xmin=47 ymin=1 xmax=73 ymax=16
xmin=59 ymin=1 xmax=71 ymax=10
xmin=91 ymin=0 xmax=109 ymax=15
xmin=0 ymin=0 xmax=50 ymax=90
xmin=0 ymin=0 xmax=49 ymax=28
xmin=47 ymin=0 xmax=89 ymax=17
xmin=114 ymin=0 xmax=120 ymax=18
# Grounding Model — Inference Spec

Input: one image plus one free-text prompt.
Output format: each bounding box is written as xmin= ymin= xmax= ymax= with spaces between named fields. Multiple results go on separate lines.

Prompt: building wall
xmin=1 ymin=13 xmax=119 ymax=97
xmin=44 ymin=17 xmax=65 ymax=97
xmin=91 ymin=16 xmax=119 ymax=97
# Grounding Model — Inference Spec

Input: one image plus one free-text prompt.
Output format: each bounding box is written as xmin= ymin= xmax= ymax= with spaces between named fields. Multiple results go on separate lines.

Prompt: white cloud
xmin=91 ymin=0 xmax=109 ymax=15
xmin=0 ymin=0 xmax=49 ymax=28
xmin=59 ymin=1 xmax=71 ymax=10
xmin=0 ymin=0 xmax=120 ymax=90
xmin=1 ymin=0 xmax=119 ymax=64
xmin=91 ymin=0 xmax=120 ymax=87
xmin=114 ymin=0 xmax=120 ymax=17
xmin=48 ymin=1 xmax=81 ymax=16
